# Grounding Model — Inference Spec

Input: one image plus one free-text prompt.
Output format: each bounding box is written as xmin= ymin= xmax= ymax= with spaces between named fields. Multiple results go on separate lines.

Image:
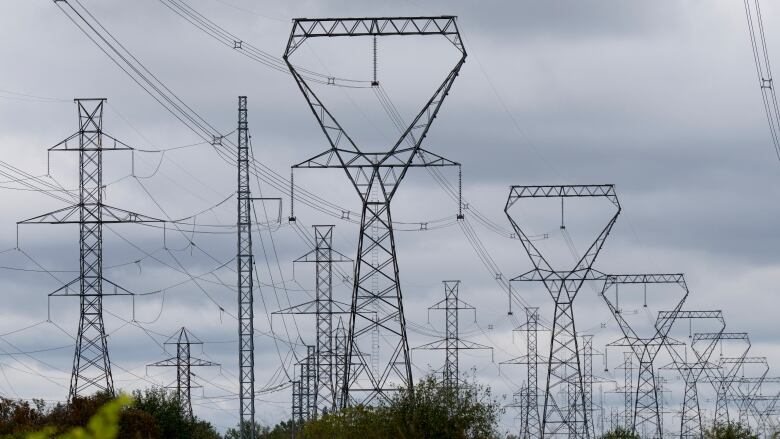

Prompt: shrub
xmin=293 ymin=376 xmax=502 ymax=439
xmin=599 ymin=427 xmax=641 ymax=439
xmin=704 ymin=421 xmax=758 ymax=439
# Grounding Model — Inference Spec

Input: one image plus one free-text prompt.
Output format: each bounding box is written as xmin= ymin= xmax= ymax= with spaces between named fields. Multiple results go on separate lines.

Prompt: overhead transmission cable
xmin=56 ymin=0 xmax=451 ymax=231
xmin=744 ymin=0 xmax=780 ymax=161
xmin=156 ymin=0 xmax=371 ymax=88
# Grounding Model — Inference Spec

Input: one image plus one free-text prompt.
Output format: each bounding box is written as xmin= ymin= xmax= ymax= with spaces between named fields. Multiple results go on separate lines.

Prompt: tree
xmin=297 ymin=376 xmax=503 ymax=439
xmin=1 ymin=387 xmax=219 ymax=439
xmin=224 ymin=420 xmax=293 ymax=439
xmin=599 ymin=427 xmax=641 ymax=439
xmin=704 ymin=422 xmax=758 ymax=439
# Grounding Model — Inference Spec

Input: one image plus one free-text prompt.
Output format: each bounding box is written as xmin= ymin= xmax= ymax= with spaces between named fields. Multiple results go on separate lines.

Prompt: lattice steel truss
xmin=414 ymin=280 xmax=491 ymax=390
xmin=284 ymin=16 xmax=466 ymax=406
xmin=236 ymin=96 xmax=255 ymax=437
xmin=727 ymin=356 xmax=769 ymax=427
xmin=501 ymin=307 xmax=543 ymax=438
xmin=148 ymin=327 xmax=219 ymax=417
xmin=694 ymin=332 xmax=750 ymax=424
xmin=19 ymin=99 xmax=161 ymax=400
xmin=658 ymin=310 xmax=724 ymax=439
xmin=506 ymin=185 xmax=621 ymax=438
xmin=276 ymin=225 xmax=351 ymax=415
xmin=601 ymin=274 xmax=688 ymax=439
xmin=620 ymin=351 xmax=634 ymax=430
xmin=581 ymin=334 xmax=595 ymax=438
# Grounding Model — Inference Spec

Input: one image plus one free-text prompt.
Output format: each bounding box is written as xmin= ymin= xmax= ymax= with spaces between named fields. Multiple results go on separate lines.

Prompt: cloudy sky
xmin=1 ymin=0 xmax=779 ymax=434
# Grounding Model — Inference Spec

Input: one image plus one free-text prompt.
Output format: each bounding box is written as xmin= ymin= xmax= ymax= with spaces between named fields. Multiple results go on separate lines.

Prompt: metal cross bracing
xmin=617 ymin=351 xmax=634 ymax=430
xmin=581 ymin=334 xmax=595 ymax=438
xmin=291 ymin=348 xmax=316 ymax=437
xmin=693 ymin=332 xmax=750 ymax=425
xmin=414 ymin=280 xmax=492 ymax=391
xmin=600 ymin=274 xmax=689 ymax=439
xmin=603 ymin=353 xmax=636 ymax=430
xmin=148 ymin=327 xmax=219 ymax=418
xmin=236 ymin=95 xmax=255 ymax=438
xmin=732 ymin=376 xmax=780 ymax=433
xmin=657 ymin=310 xmax=725 ymax=439
xmin=333 ymin=317 xmax=348 ymax=410
xmin=295 ymin=345 xmax=317 ymax=425
xmin=275 ymin=225 xmax=351 ymax=415
xmin=500 ymin=307 xmax=544 ymax=438
xmin=291 ymin=380 xmax=302 ymax=435
xmin=505 ymin=184 xmax=621 ymax=438
xmin=284 ymin=16 xmax=466 ymax=407
xmin=724 ymin=356 xmax=769 ymax=428
xmin=19 ymin=98 xmax=162 ymax=400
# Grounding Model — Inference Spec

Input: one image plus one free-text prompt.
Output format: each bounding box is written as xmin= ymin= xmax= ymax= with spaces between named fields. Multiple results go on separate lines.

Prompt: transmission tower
xmin=293 ymin=345 xmax=316 ymax=427
xmin=657 ymin=310 xmax=724 ymax=438
xmin=284 ymin=17 xmax=466 ymax=406
xmin=148 ymin=327 xmax=219 ymax=417
xmin=582 ymin=334 xmax=595 ymax=438
xmin=414 ymin=280 xmax=491 ymax=390
xmin=506 ymin=185 xmax=621 ymax=438
xmin=619 ymin=351 xmax=634 ymax=430
xmin=694 ymin=332 xmax=750 ymax=424
xmin=501 ymin=307 xmax=543 ymax=438
xmin=600 ymin=274 xmax=688 ymax=438
xmin=19 ymin=98 xmax=161 ymax=399
xmin=727 ymin=356 xmax=769 ymax=427
xmin=236 ymin=95 xmax=255 ymax=437
xmin=275 ymin=225 xmax=351 ymax=415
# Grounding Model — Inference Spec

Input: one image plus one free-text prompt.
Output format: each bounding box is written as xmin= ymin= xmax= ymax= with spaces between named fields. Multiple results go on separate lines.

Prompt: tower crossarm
xmin=285 ymin=16 xmax=463 ymax=57
xmin=19 ymin=204 xmax=163 ymax=224
xmin=600 ymin=273 xmax=688 ymax=343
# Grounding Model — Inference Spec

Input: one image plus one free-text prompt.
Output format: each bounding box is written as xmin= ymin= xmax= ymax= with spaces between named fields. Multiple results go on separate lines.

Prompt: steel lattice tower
xmin=506 ymin=185 xmax=621 ymax=438
xmin=148 ymin=327 xmax=219 ymax=417
xmin=621 ymin=351 xmax=634 ymax=430
xmin=20 ymin=98 xmax=161 ymax=399
xmin=333 ymin=317 xmax=348 ymax=410
xmin=582 ymin=334 xmax=595 ymax=438
xmin=601 ymin=274 xmax=688 ymax=439
xmin=236 ymin=95 xmax=255 ymax=437
xmin=501 ymin=307 xmax=543 ymax=438
xmin=276 ymin=225 xmax=351 ymax=415
xmin=415 ymin=280 xmax=491 ymax=390
xmin=293 ymin=345 xmax=317 ymax=430
xmin=284 ymin=17 xmax=466 ymax=406
xmin=695 ymin=332 xmax=750 ymax=424
xmin=658 ymin=310 xmax=724 ymax=438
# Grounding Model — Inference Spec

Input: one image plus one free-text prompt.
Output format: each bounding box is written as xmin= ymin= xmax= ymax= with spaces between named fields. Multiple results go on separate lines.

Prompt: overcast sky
xmin=1 ymin=0 xmax=779 ymax=435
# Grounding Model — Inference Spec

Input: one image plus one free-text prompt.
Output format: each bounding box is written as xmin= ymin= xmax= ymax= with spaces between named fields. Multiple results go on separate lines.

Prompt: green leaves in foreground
xmin=25 ymin=395 xmax=131 ymax=439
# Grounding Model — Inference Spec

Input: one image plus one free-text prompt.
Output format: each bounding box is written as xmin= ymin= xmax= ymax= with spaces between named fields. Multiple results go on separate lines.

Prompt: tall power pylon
xmin=237 ymin=95 xmax=256 ymax=438
xmin=276 ymin=225 xmax=351 ymax=415
xmin=501 ymin=307 xmax=543 ymax=438
xmin=695 ymin=332 xmax=750 ymax=424
xmin=19 ymin=98 xmax=161 ymax=399
xmin=581 ymin=334 xmax=595 ymax=438
xmin=284 ymin=17 xmax=466 ymax=406
xmin=505 ymin=185 xmax=621 ymax=438
xmin=333 ymin=317 xmax=348 ymax=410
xmin=414 ymin=280 xmax=491 ymax=390
xmin=658 ymin=310 xmax=724 ymax=438
xmin=148 ymin=327 xmax=219 ymax=417
xmin=600 ymin=274 xmax=688 ymax=438
xmin=292 ymin=345 xmax=317 ymax=435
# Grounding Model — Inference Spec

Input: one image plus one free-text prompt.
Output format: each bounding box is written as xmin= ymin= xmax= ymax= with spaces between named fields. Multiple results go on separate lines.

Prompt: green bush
xmin=704 ymin=422 xmax=758 ymax=439
xmin=0 ymin=388 xmax=220 ymax=439
xmin=599 ymin=427 xmax=641 ymax=439
xmin=293 ymin=376 xmax=502 ymax=439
